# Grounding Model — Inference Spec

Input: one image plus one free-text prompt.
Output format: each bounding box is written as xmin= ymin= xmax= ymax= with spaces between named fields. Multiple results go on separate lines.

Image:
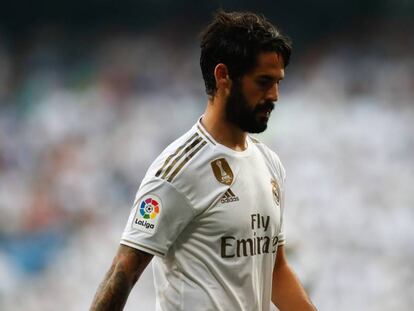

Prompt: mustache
xmin=254 ymin=101 xmax=275 ymax=113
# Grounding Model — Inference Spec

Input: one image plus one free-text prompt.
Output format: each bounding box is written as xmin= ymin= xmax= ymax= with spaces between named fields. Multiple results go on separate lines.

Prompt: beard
xmin=225 ymin=81 xmax=275 ymax=133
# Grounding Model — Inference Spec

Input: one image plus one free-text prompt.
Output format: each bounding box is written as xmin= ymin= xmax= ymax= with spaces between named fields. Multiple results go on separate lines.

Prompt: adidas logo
xmin=220 ymin=189 xmax=240 ymax=204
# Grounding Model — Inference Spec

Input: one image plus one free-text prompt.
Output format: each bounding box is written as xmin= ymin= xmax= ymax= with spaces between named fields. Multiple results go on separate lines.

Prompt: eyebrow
xmin=256 ymin=75 xmax=284 ymax=82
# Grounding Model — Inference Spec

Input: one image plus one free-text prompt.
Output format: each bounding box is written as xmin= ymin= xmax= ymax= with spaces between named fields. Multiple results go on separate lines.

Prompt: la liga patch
xmin=132 ymin=194 xmax=161 ymax=233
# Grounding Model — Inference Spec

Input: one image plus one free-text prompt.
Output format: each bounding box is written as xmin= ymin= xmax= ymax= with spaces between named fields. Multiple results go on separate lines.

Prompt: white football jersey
xmin=121 ymin=118 xmax=286 ymax=311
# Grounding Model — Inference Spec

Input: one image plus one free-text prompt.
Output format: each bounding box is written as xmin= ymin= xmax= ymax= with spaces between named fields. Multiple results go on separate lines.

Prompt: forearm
xmin=90 ymin=245 xmax=153 ymax=311
xmin=90 ymin=261 xmax=136 ymax=311
xmin=272 ymin=262 xmax=316 ymax=311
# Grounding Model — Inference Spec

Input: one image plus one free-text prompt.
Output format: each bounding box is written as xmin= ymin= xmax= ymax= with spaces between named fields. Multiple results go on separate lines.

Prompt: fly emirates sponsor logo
xmin=220 ymin=213 xmax=279 ymax=258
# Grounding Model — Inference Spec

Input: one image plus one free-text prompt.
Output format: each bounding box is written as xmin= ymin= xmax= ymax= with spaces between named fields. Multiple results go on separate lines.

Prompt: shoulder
xmin=249 ymin=135 xmax=286 ymax=183
xmin=141 ymin=124 xmax=229 ymax=212
xmin=145 ymin=126 xmax=206 ymax=182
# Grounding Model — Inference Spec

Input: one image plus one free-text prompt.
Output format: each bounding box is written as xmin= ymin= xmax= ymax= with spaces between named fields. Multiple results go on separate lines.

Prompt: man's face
xmin=225 ymin=52 xmax=285 ymax=133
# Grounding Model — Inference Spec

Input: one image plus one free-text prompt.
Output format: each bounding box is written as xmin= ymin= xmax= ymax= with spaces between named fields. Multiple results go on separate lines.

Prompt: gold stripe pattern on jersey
xmin=167 ymin=141 xmax=207 ymax=182
xmin=156 ymin=133 xmax=207 ymax=182
xmin=155 ymin=132 xmax=199 ymax=177
xmin=197 ymin=125 xmax=216 ymax=145
xmin=250 ymin=136 xmax=261 ymax=144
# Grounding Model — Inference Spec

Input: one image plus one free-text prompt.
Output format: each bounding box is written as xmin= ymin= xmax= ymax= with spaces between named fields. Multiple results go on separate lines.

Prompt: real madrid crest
xmin=271 ymin=178 xmax=281 ymax=206
xmin=211 ymin=158 xmax=234 ymax=185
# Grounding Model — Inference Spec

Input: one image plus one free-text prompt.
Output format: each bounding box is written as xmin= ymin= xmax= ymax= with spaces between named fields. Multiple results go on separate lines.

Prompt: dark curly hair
xmin=200 ymin=11 xmax=292 ymax=96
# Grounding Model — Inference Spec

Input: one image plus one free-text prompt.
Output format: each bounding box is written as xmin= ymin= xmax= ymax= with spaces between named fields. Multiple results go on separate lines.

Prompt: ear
xmin=214 ymin=63 xmax=231 ymax=94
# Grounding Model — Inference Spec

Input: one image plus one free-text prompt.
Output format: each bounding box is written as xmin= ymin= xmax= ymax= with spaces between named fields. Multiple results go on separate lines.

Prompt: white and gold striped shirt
xmin=121 ymin=118 xmax=286 ymax=311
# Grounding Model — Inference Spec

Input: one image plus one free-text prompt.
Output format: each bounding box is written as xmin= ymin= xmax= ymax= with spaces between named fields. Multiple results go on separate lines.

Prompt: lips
xmin=255 ymin=102 xmax=274 ymax=117
xmin=258 ymin=110 xmax=271 ymax=119
xmin=259 ymin=101 xmax=274 ymax=111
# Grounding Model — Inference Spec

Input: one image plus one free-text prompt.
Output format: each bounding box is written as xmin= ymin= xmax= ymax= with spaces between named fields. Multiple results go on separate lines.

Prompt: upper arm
xmin=121 ymin=179 xmax=195 ymax=257
xmin=111 ymin=244 xmax=153 ymax=284
xmin=274 ymin=245 xmax=288 ymax=272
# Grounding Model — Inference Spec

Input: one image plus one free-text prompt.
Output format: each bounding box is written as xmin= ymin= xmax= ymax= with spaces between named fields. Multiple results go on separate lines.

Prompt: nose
xmin=265 ymin=83 xmax=279 ymax=102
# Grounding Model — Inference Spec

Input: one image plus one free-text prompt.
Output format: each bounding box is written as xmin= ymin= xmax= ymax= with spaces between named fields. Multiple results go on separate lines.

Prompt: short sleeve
xmin=121 ymin=178 xmax=195 ymax=257
xmin=276 ymin=187 xmax=286 ymax=246
xmin=275 ymin=155 xmax=286 ymax=246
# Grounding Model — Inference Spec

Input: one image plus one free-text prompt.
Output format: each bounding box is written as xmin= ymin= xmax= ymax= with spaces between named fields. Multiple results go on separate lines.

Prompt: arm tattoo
xmin=92 ymin=270 xmax=130 ymax=310
xmin=90 ymin=246 xmax=153 ymax=311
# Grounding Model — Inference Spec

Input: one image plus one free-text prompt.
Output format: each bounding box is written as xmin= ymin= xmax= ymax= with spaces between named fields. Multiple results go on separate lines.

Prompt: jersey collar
xmin=195 ymin=116 xmax=253 ymax=158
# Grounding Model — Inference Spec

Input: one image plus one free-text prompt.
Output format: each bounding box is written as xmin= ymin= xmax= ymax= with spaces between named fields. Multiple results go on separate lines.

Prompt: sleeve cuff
xmin=277 ymin=239 xmax=286 ymax=246
xmin=120 ymin=239 xmax=166 ymax=257
xmin=277 ymin=231 xmax=286 ymax=246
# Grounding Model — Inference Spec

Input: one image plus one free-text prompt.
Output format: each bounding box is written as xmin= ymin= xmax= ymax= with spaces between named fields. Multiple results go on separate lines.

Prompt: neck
xmin=201 ymin=98 xmax=248 ymax=151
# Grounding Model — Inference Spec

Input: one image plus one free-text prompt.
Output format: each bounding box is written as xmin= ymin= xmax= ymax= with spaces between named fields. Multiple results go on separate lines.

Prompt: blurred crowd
xmin=0 ymin=19 xmax=413 ymax=311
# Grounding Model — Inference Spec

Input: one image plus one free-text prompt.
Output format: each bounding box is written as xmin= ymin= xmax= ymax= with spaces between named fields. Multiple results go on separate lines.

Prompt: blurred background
xmin=0 ymin=0 xmax=413 ymax=310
